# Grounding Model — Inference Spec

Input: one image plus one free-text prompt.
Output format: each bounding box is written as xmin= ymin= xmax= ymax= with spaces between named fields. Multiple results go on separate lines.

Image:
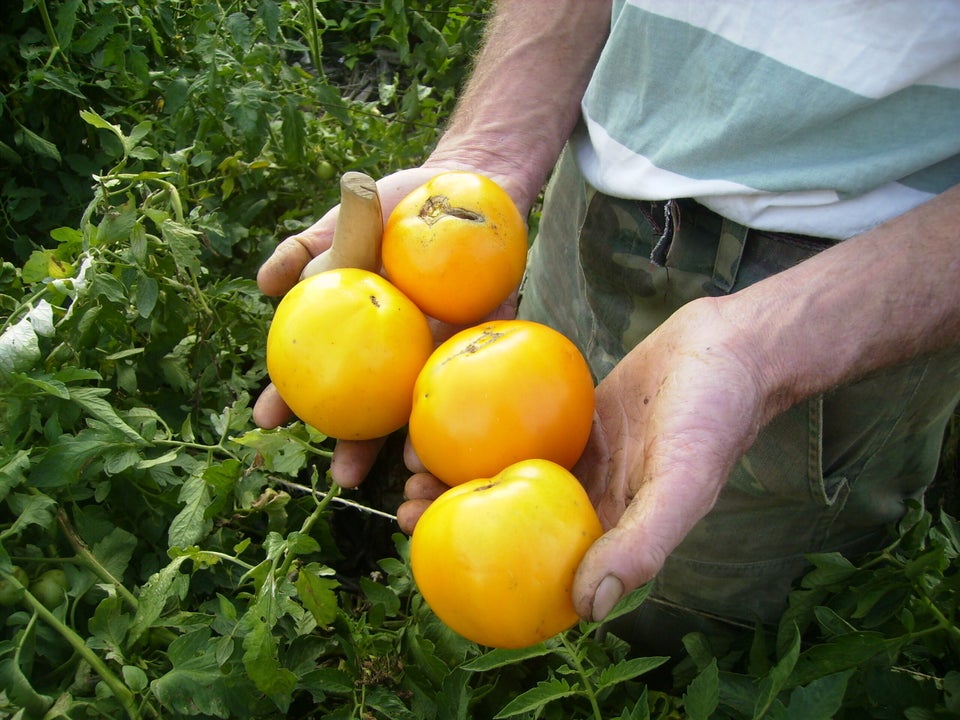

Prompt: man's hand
xmin=569 ymin=298 xmax=768 ymax=621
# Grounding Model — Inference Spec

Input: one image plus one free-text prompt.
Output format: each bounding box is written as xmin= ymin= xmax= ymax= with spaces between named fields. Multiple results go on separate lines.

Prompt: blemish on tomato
xmin=419 ymin=195 xmax=484 ymax=226
xmin=369 ymin=294 xmax=381 ymax=308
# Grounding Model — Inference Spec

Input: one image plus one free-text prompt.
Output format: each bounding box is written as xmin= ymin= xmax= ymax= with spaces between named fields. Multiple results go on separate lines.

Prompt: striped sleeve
xmin=574 ymin=0 xmax=960 ymax=238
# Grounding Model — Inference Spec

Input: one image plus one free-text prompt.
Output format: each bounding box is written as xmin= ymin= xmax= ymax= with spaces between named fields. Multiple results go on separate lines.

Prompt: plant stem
xmin=302 ymin=1 xmax=326 ymax=80
xmin=559 ymin=633 xmax=603 ymax=720
xmin=2 ymin=570 xmax=140 ymax=720
xmin=56 ymin=508 xmax=140 ymax=611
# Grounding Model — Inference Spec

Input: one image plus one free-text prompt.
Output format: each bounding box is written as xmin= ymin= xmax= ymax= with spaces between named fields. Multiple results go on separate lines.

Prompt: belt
xmin=646 ymin=198 xmax=838 ymax=293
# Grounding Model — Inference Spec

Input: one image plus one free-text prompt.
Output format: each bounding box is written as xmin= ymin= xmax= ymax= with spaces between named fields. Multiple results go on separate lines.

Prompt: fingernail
xmin=591 ymin=574 xmax=624 ymax=622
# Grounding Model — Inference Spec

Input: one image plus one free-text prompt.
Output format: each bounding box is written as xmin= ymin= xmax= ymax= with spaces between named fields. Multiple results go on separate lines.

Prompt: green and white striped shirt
xmin=573 ymin=0 xmax=960 ymax=239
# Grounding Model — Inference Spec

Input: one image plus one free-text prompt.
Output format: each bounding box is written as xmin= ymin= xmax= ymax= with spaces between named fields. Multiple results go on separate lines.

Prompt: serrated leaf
xmin=129 ymin=556 xmax=190 ymax=645
xmin=92 ymin=526 xmax=138 ymax=583
xmin=602 ymin=583 xmax=652 ymax=624
xmin=788 ymin=631 xmax=895 ymax=688
xmin=0 ymin=658 xmax=53 ymax=718
xmin=29 ymin=431 xmax=119 ymax=487
xmin=683 ymin=657 xmax=719 ymax=720
xmin=14 ymin=120 xmax=61 ymax=162
xmin=300 ymin=667 xmax=354 ymax=695
xmin=168 ymin=472 xmax=213 ymax=549
xmin=461 ymin=642 xmax=554 ymax=672
xmin=754 ymin=623 xmax=800 ymax=719
xmin=494 ymin=678 xmax=578 ymax=718
xmin=1 ymin=492 xmax=57 ymax=540
xmin=231 ymin=426 xmax=321 ymax=474
xmin=152 ymin=629 xmax=242 ymax=719
xmin=160 ymin=218 xmax=203 ymax=275
xmin=0 ymin=449 xmax=30 ymax=503
xmin=595 ymin=655 xmax=670 ymax=690
xmin=365 ymin=686 xmax=417 ymax=720
xmin=295 ymin=565 xmax=339 ymax=626
xmin=435 ymin=667 xmax=474 ymax=720
xmin=68 ymin=386 xmax=144 ymax=443
xmin=79 ymin=108 xmax=124 ymax=138
xmin=87 ymin=594 xmax=133 ymax=663
xmin=782 ymin=669 xmax=853 ymax=720
xmin=95 ymin=204 xmax=138 ymax=245
xmin=242 ymin=618 xmax=297 ymax=704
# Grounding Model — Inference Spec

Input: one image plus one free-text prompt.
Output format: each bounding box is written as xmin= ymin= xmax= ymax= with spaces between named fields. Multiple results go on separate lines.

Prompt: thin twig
xmin=271 ymin=477 xmax=399 ymax=522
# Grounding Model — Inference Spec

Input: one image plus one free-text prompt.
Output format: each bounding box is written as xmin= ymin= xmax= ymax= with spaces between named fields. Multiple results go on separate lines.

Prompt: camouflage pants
xmin=519 ymin=148 xmax=960 ymax=651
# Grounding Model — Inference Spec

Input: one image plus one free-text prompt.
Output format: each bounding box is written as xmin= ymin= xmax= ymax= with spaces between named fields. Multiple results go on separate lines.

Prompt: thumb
xmin=571 ymin=457 xmax=728 ymax=623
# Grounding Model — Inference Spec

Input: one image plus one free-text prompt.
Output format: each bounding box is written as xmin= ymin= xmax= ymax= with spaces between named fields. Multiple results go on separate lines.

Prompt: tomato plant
xmin=266 ymin=268 xmax=434 ymax=440
xmin=409 ymin=319 xmax=596 ymax=486
xmin=410 ymin=459 xmax=603 ymax=649
xmin=381 ymin=171 xmax=528 ymax=325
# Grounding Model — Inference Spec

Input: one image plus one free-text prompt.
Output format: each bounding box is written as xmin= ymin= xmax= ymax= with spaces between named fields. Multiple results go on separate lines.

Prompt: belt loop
xmin=712 ymin=215 xmax=749 ymax=292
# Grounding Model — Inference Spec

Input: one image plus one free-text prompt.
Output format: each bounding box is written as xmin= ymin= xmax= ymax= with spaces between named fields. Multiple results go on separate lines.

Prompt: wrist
xmin=423 ymin=140 xmax=554 ymax=217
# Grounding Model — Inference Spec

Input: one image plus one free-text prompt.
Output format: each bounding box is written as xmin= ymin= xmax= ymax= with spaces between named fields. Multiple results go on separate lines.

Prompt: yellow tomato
xmin=266 ymin=268 xmax=433 ymax=440
xmin=408 ymin=319 xmax=595 ymax=486
xmin=381 ymin=171 xmax=527 ymax=325
xmin=410 ymin=459 xmax=603 ymax=649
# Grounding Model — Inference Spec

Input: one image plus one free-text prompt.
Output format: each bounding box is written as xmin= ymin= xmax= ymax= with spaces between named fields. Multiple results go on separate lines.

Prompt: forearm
xmin=720 ymin=184 xmax=960 ymax=422
xmin=425 ymin=0 xmax=610 ymax=212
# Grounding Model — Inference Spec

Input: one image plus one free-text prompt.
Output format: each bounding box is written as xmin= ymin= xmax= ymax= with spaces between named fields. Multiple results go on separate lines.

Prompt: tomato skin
xmin=30 ymin=568 xmax=68 ymax=610
xmin=266 ymin=268 xmax=434 ymax=440
xmin=381 ymin=171 xmax=527 ymax=325
xmin=410 ymin=459 xmax=603 ymax=649
xmin=409 ymin=319 xmax=595 ymax=486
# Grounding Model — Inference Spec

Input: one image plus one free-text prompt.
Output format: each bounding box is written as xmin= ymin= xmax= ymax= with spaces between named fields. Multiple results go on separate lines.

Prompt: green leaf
xmin=168 ymin=471 xmax=213 ymax=549
xmin=160 ymin=219 xmax=203 ymax=275
xmin=281 ymin=96 xmax=306 ymax=165
xmin=683 ymin=657 xmax=719 ymax=720
xmin=92 ymin=526 xmax=138 ymax=583
xmin=295 ymin=563 xmax=339 ymax=626
xmin=242 ymin=618 xmax=297 ymax=704
xmin=129 ymin=555 xmax=190 ymax=645
xmin=0 ymin=449 xmax=30 ymax=503
xmin=68 ymin=386 xmax=144 ymax=443
xmin=152 ymin=629 xmax=239 ymax=719
xmin=1 ymin=492 xmax=58 ymax=540
xmin=494 ymin=678 xmax=578 ymax=718
xmin=461 ymin=642 xmax=555 ymax=672
xmin=14 ymin=120 xmax=61 ymax=162
xmin=602 ymin=583 xmax=652 ymax=624
xmin=789 ymin=631 xmax=896 ymax=688
xmin=595 ymin=655 xmax=670 ymax=690
xmin=754 ymin=623 xmax=801 ymax=719
xmin=95 ymin=204 xmax=138 ymax=246
xmin=87 ymin=594 xmax=133 ymax=662
xmin=781 ymin=670 xmax=853 ymax=720
xmin=0 ymin=658 xmax=53 ymax=718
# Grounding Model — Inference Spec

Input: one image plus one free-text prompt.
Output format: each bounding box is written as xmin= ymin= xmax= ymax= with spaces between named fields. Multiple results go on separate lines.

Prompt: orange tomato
xmin=381 ymin=171 xmax=527 ymax=325
xmin=410 ymin=459 xmax=603 ymax=649
xmin=266 ymin=268 xmax=433 ymax=440
xmin=408 ymin=319 xmax=595 ymax=486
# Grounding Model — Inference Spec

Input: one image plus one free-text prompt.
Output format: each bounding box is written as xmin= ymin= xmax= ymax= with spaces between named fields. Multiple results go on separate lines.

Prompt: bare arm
xmin=425 ymin=0 xmax=611 ymax=213
xmin=732 ymin=183 xmax=960 ymax=420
